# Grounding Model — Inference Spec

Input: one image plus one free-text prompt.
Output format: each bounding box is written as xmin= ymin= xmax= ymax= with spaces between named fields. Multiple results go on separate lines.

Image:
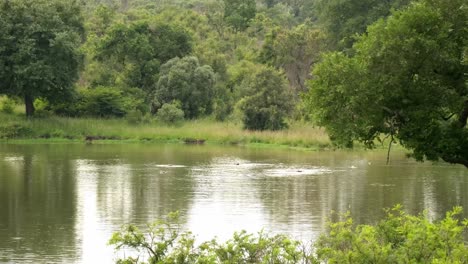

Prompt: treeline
xmin=0 ymin=0 xmax=466 ymax=166
xmin=0 ymin=0 xmax=407 ymax=128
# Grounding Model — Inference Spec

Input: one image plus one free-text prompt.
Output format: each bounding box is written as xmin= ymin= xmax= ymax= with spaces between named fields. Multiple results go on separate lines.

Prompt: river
xmin=0 ymin=143 xmax=466 ymax=263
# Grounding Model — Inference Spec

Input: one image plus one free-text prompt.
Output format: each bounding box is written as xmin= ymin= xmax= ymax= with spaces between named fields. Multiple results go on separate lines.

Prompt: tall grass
xmin=0 ymin=113 xmax=331 ymax=149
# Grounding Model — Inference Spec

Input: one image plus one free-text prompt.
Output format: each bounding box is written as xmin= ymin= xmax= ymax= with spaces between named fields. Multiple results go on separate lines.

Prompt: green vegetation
xmin=110 ymin=206 xmax=468 ymax=263
xmin=240 ymin=66 xmax=293 ymax=130
xmin=156 ymin=101 xmax=185 ymax=124
xmin=306 ymin=0 xmax=468 ymax=167
xmin=315 ymin=0 xmax=410 ymax=50
xmin=0 ymin=113 xmax=330 ymax=149
xmin=0 ymin=0 xmax=84 ymax=116
xmin=223 ymin=0 xmax=256 ymax=32
xmin=0 ymin=0 xmax=466 ymax=166
xmin=155 ymin=56 xmax=215 ymax=119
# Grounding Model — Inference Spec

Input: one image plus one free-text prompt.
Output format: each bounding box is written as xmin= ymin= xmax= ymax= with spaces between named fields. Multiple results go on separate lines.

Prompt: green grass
xmin=0 ymin=113 xmax=332 ymax=149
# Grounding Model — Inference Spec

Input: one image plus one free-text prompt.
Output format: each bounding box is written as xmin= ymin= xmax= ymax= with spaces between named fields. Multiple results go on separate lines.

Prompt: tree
xmin=0 ymin=0 xmax=84 ymax=116
xmin=306 ymin=0 xmax=468 ymax=167
xmin=315 ymin=0 xmax=410 ymax=50
xmin=223 ymin=0 xmax=256 ymax=32
xmin=240 ymin=66 xmax=293 ymax=130
xmin=91 ymin=21 xmax=192 ymax=93
xmin=154 ymin=56 xmax=216 ymax=119
xmin=259 ymin=24 xmax=325 ymax=95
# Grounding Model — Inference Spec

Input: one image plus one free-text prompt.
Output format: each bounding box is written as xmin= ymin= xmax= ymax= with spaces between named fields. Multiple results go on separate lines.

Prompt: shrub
xmin=33 ymin=98 xmax=53 ymax=118
xmin=78 ymin=87 xmax=127 ymax=117
xmin=156 ymin=102 xmax=184 ymax=124
xmin=109 ymin=212 xmax=312 ymax=264
xmin=0 ymin=123 xmax=32 ymax=139
xmin=110 ymin=206 xmax=468 ymax=263
xmin=316 ymin=205 xmax=468 ymax=263
xmin=0 ymin=97 xmax=15 ymax=114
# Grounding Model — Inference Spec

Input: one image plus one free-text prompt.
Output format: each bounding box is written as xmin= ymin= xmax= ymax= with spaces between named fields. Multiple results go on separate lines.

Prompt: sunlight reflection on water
xmin=0 ymin=144 xmax=466 ymax=263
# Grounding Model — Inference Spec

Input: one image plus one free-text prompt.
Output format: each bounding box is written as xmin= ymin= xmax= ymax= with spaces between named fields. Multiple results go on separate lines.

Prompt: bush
xmin=156 ymin=102 xmax=184 ymax=124
xmin=0 ymin=97 xmax=15 ymax=114
xmin=109 ymin=212 xmax=312 ymax=264
xmin=32 ymin=98 xmax=53 ymax=118
xmin=78 ymin=87 xmax=127 ymax=118
xmin=316 ymin=205 xmax=468 ymax=263
xmin=0 ymin=123 xmax=32 ymax=139
xmin=110 ymin=206 xmax=468 ymax=263
xmin=126 ymin=109 xmax=144 ymax=124
xmin=240 ymin=67 xmax=293 ymax=131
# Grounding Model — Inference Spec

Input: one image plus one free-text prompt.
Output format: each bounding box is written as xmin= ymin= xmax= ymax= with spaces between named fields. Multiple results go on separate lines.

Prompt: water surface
xmin=0 ymin=143 xmax=466 ymax=263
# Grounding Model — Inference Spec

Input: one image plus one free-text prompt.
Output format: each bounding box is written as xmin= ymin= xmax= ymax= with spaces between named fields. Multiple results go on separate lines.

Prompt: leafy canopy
xmin=240 ymin=66 xmax=293 ymax=130
xmin=0 ymin=0 xmax=84 ymax=116
xmin=223 ymin=0 xmax=256 ymax=32
xmin=307 ymin=0 xmax=468 ymax=167
xmin=154 ymin=56 xmax=216 ymax=119
xmin=315 ymin=0 xmax=410 ymax=50
xmin=91 ymin=20 xmax=192 ymax=93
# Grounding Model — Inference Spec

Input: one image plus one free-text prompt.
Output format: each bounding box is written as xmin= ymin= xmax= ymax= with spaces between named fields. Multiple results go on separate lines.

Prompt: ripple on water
xmin=154 ymin=164 xmax=187 ymax=168
xmin=4 ymin=156 xmax=24 ymax=162
xmin=263 ymin=167 xmax=334 ymax=177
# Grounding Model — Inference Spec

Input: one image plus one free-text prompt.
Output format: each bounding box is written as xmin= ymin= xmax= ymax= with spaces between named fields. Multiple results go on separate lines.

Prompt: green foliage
xmin=32 ymin=98 xmax=53 ymax=118
xmin=213 ymin=98 xmax=233 ymax=121
xmin=155 ymin=56 xmax=216 ymax=119
xmin=110 ymin=207 xmax=468 ymax=263
xmin=0 ymin=0 xmax=84 ymax=116
xmin=78 ymin=87 xmax=127 ymax=118
xmin=240 ymin=66 xmax=293 ymax=130
xmin=259 ymin=24 xmax=326 ymax=94
xmin=91 ymin=21 xmax=192 ymax=93
xmin=315 ymin=0 xmax=410 ymax=50
xmin=51 ymin=86 xmax=147 ymax=118
xmin=0 ymin=123 xmax=32 ymax=139
xmin=223 ymin=0 xmax=256 ymax=31
xmin=126 ymin=109 xmax=145 ymax=125
xmin=0 ymin=97 xmax=15 ymax=114
xmin=317 ymin=205 xmax=468 ymax=263
xmin=109 ymin=212 xmax=313 ymax=264
xmin=156 ymin=102 xmax=185 ymax=124
xmin=307 ymin=0 xmax=468 ymax=166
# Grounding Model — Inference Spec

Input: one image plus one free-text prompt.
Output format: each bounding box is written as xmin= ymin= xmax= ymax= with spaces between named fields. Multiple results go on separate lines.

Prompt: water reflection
xmin=0 ymin=149 xmax=77 ymax=263
xmin=0 ymin=143 xmax=466 ymax=263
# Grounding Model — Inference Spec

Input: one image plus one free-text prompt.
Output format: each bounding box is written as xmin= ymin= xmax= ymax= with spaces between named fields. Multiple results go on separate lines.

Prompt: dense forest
xmin=0 ymin=0 xmax=466 ymax=167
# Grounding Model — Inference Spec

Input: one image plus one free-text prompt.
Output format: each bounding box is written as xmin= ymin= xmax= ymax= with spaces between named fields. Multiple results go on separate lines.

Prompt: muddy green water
xmin=0 ymin=143 xmax=467 ymax=263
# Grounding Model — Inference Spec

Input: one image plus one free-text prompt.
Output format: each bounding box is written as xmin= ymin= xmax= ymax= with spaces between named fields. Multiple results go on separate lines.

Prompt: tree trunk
xmin=24 ymin=94 xmax=35 ymax=117
xmin=458 ymin=100 xmax=468 ymax=128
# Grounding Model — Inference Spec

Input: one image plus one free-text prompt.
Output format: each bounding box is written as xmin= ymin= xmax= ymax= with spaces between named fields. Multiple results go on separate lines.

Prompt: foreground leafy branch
xmin=109 ymin=206 xmax=468 ymax=263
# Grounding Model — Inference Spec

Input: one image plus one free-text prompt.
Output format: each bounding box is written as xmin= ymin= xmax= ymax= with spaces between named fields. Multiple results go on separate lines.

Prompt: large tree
xmin=0 ymin=0 xmax=84 ymax=116
xmin=315 ymin=0 xmax=410 ymax=50
xmin=259 ymin=24 xmax=325 ymax=95
xmin=154 ymin=56 xmax=216 ymax=119
xmin=90 ymin=21 xmax=192 ymax=93
xmin=307 ymin=0 xmax=468 ymax=167
xmin=240 ymin=66 xmax=293 ymax=130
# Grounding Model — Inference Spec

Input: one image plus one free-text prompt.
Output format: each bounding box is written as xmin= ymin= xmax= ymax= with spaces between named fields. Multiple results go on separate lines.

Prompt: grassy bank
xmin=0 ymin=113 xmax=332 ymax=149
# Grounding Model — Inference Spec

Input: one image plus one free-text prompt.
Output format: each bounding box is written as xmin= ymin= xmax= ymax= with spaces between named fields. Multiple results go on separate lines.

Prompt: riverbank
xmin=0 ymin=113 xmax=333 ymax=150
